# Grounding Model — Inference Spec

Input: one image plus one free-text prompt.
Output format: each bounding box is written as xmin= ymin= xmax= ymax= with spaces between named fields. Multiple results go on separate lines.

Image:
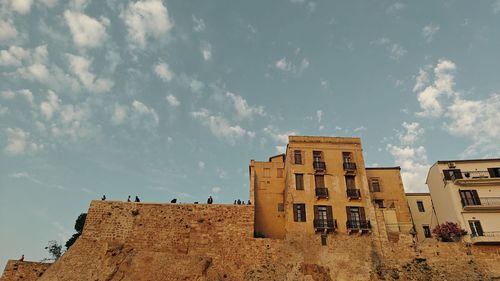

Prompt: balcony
xmin=453 ymin=171 xmax=500 ymax=186
xmin=470 ymin=232 xmax=500 ymax=244
xmin=315 ymin=188 xmax=329 ymax=199
xmin=346 ymin=188 xmax=361 ymax=200
xmin=346 ymin=220 xmax=371 ymax=233
xmin=343 ymin=162 xmax=357 ymax=174
xmin=462 ymin=197 xmax=500 ymax=211
xmin=313 ymin=161 xmax=326 ymax=172
xmin=314 ymin=219 xmax=337 ymax=232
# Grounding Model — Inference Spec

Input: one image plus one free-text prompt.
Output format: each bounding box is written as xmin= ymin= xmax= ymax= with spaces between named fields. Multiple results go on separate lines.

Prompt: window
xmin=294 ymin=150 xmax=302 ymax=164
xmin=313 ymin=151 xmax=323 ymax=162
xmin=293 ymin=203 xmax=306 ymax=222
xmin=342 ymin=152 xmax=352 ymax=163
xmin=315 ymin=175 xmax=325 ymax=188
xmin=264 ymin=168 xmax=270 ymax=178
xmin=469 ymin=220 xmax=484 ymax=237
xmin=314 ymin=205 xmax=333 ymax=229
xmin=295 ymin=174 xmax=304 ymax=190
xmin=374 ymin=199 xmax=384 ymax=208
xmin=277 ymin=168 xmax=284 ymax=178
xmin=423 ymin=225 xmax=432 ymax=238
xmin=417 ymin=201 xmax=425 ymax=212
xmin=277 ymin=203 xmax=284 ymax=212
xmin=459 ymin=190 xmax=481 ymax=206
xmin=345 ymin=176 xmax=356 ymax=189
xmin=346 ymin=206 xmax=367 ymax=228
xmin=370 ymin=178 xmax=381 ymax=192
xmin=488 ymin=167 xmax=500 ymax=178
xmin=443 ymin=169 xmax=462 ymax=181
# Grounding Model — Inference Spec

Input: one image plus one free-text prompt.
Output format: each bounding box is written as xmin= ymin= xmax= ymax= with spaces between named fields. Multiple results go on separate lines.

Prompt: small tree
xmin=43 ymin=240 xmax=63 ymax=261
xmin=65 ymin=213 xmax=87 ymax=249
xmin=432 ymin=222 xmax=467 ymax=242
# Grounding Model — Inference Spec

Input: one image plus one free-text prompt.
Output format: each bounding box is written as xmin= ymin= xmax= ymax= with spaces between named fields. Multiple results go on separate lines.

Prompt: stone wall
xmin=7 ymin=200 xmax=500 ymax=281
xmin=0 ymin=261 xmax=51 ymax=281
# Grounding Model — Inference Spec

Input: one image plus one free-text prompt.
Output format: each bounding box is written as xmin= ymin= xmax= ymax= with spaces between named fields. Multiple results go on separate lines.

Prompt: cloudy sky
xmin=1 ymin=0 xmax=500 ymax=267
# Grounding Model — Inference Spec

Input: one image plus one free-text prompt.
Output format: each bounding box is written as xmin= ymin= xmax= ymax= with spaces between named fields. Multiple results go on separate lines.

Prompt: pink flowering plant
xmin=432 ymin=222 xmax=467 ymax=242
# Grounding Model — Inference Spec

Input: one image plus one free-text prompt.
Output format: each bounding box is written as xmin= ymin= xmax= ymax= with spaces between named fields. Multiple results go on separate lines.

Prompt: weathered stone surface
xmin=0 ymin=260 xmax=51 ymax=281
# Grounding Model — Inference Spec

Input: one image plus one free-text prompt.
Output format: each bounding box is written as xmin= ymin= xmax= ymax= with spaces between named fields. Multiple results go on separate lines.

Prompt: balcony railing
xmin=315 ymin=188 xmax=329 ymax=199
xmin=346 ymin=188 xmax=361 ymax=199
xmin=346 ymin=220 xmax=371 ymax=230
xmin=460 ymin=171 xmax=491 ymax=179
xmin=462 ymin=197 xmax=500 ymax=209
xmin=470 ymin=231 xmax=500 ymax=244
xmin=314 ymin=219 xmax=337 ymax=231
xmin=343 ymin=162 xmax=357 ymax=171
xmin=313 ymin=161 xmax=326 ymax=171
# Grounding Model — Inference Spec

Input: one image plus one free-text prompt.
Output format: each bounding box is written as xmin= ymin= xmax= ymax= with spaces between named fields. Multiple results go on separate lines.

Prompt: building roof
xmin=268 ymin=154 xmax=285 ymax=162
xmin=406 ymin=193 xmax=430 ymax=196
xmin=436 ymin=158 xmax=500 ymax=164
xmin=365 ymin=166 xmax=401 ymax=170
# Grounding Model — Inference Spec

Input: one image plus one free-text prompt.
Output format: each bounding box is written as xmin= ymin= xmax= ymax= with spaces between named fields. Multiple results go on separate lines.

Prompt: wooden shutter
xmin=359 ymin=207 xmax=366 ymax=221
xmin=476 ymin=221 xmax=484 ymax=236
xmin=293 ymin=204 xmax=298 ymax=222
xmin=346 ymin=176 xmax=355 ymax=189
xmin=326 ymin=206 xmax=333 ymax=221
xmin=313 ymin=205 xmax=319 ymax=221
xmin=472 ymin=190 xmax=481 ymax=205
xmin=345 ymin=206 xmax=351 ymax=221
xmin=301 ymin=204 xmax=306 ymax=222
xmin=459 ymin=190 xmax=467 ymax=206
xmin=315 ymin=175 xmax=325 ymax=188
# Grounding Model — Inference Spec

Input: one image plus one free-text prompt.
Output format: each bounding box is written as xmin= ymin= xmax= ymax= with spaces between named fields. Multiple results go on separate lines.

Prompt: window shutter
xmin=313 ymin=205 xmax=319 ymax=220
xmin=293 ymin=204 xmax=298 ymax=222
xmin=488 ymin=168 xmax=496 ymax=178
xmin=476 ymin=221 xmax=484 ymax=236
xmin=459 ymin=191 xmax=466 ymax=207
xmin=315 ymin=175 xmax=325 ymax=188
xmin=359 ymin=207 xmax=366 ymax=221
xmin=326 ymin=206 xmax=333 ymax=221
xmin=472 ymin=190 xmax=481 ymax=205
xmin=454 ymin=169 xmax=463 ymax=179
xmin=345 ymin=206 xmax=350 ymax=221
xmin=301 ymin=205 xmax=307 ymax=222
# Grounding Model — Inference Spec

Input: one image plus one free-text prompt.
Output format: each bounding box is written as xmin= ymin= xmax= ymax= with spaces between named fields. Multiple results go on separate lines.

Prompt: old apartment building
xmin=406 ymin=193 xmax=438 ymax=241
xmin=249 ymin=136 xmax=412 ymax=240
xmin=426 ymin=159 xmax=500 ymax=244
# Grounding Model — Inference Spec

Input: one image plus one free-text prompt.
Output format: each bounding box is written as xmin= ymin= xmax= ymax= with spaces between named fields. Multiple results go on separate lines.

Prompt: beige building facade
xmin=426 ymin=159 xmax=500 ymax=244
xmin=406 ymin=193 xmax=438 ymax=242
xmin=250 ymin=136 xmax=412 ymax=240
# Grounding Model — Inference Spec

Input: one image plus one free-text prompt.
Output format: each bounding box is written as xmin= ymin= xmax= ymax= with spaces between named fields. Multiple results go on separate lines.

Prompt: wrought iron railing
xmin=346 ymin=220 xmax=371 ymax=229
xmin=314 ymin=219 xmax=337 ymax=230
xmin=346 ymin=188 xmax=361 ymax=199
xmin=463 ymin=197 xmax=500 ymax=207
xmin=471 ymin=231 xmax=500 ymax=238
xmin=315 ymin=188 xmax=329 ymax=198
xmin=313 ymin=161 xmax=326 ymax=170
xmin=343 ymin=162 xmax=357 ymax=171
xmin=453 ymin=170 xmax=490 ymax=180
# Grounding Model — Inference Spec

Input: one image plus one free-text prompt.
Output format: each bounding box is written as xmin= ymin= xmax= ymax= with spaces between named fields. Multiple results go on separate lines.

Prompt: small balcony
xmin=470 ymin=232 xmax=500 ymax=244
xmin=313 ymin=161 xmax=326 ymax=172
xmin=314 ymin=219 xmax=337 ymax=232
xmin=462 ymin=197 xmax=500 ymax=211
xmin=315 ymin=188 xmax=329 ymax=199
xmin=346 ymin=188 xmax=361 ymax=199
xmin=346 ymin=220 xmax=371 ymax=233
xmin=453 ymin=171 xmax=500 ymax=186
xmin=343 ymin=162 xmax=357 ymax=174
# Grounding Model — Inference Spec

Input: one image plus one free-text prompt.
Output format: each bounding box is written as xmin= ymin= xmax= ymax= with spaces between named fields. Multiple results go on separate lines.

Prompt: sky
xmin=1 ymin=0 xmax=500 ymax=268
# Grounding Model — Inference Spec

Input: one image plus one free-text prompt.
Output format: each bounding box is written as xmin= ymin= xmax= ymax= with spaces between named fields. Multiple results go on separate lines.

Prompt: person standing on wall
xmin=207 ymin=196 xmax=213 ymax=204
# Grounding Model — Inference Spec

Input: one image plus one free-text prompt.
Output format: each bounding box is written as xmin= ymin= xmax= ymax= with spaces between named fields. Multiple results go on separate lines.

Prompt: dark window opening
xmin=423 ymin=225 xmax=431 ymax=238
xmin=459 ymin=190 xmax=481 ymax=206
xmin=488 ymin=167 xmax=500 ymax=178
xmin=321 ymin=234 xmax=327 ymax=246
xmin=293 ymin=203 xmax=306 ymax=222
xmin=374 ymin=199 xmax=384 ymax=208
xmin=469 ymin=220 xmax=484 ymax=237
xmin=295 ymin=174 xmax=304 ymax=190
xmin=417 ymin=201 xmax=425 ymax=212
xmin=443 ymin=169 xmax=462 ymax=181
xmin=370 ymin=178 xmax=381 ymax=192
xmin=294 ymin=150 xmax=302 ymax=164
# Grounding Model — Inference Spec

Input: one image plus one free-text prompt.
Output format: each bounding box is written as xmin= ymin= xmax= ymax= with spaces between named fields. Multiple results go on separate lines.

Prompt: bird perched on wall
xmin=171 ymin=198 xmax=177 ymax=203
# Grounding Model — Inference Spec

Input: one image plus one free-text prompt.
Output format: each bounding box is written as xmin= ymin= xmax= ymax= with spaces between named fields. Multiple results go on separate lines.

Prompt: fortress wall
xmin=0 ymin=261 xmax=51 ymax=281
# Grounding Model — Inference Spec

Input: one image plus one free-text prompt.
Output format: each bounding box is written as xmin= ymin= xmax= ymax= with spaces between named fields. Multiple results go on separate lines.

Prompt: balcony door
xmin=314 ymin=205 xmax=333 ymax=228
xmin=459 ymin=190 xmax=481 ymax=206
xmin=469 ymin=220 xmax=484 ymax=237
xmin=347 ymin=206 xmax=366 ymax=228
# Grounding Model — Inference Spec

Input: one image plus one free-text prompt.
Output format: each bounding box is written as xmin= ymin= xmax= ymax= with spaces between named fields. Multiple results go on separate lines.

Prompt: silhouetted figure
xmin=234 ymin=200 xmax=237 ymax=205
xmin=135 ymin=196 xmax=140 ymax=202
xmin=127 ymin=195 xmax=131 ymax=202
xmin=194 ymin=201 xmax=198 ymax=204
xmin=101 ymin=195 xmax=106 ymax=201
xmin=19 ymin=254 xmax=24 ymax=261
xmin=207 ymin=196 xmax=213 ymax=204
xmin=237 ymin=199 xmax=241 ymax=205
xmin=247 ymin=200 xmax=251 ymax=205
xmin=171 ymin=198 xmax=177 ymax=203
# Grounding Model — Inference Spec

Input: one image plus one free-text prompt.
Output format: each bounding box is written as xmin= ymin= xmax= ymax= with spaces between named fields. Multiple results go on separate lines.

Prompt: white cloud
xmin=64 ymin=11 xmax=108 ymax=49
xmin=4 ymin=127 xmax=42 ymax=155
xmin=192 ymin=15 xmax=205 ymax=32
xmin=398 ymin=122 xmax=424 ymax=145
xmin=386 ymin=2 xmax=406 ymax=13
xmin=1 ymin=89 xmax=34 ymax=106
xmin=66 ymin=54 xmax=113 ymax=93
xmin=226 ymin=92 xmax=265 ymax=120
xmin=69 ymin=0 xmax=90 ymax=10
xmin=200 ymin=41 xmax=212 ymax=61
xmin=154 ymin=62 xmax=174 ymax=81
xmin=166 ymin=94 xmax=180 ymax=106
xmin=275 ymin=57 xmax=310 ymax=73
xmin=0 ymin=20 xmax=18 ymax=41
xmin=111 ymin=103 xmax=128 ymax=125
xmin=122 ymin=0 xmax=173 ymax=48
xmin=131 ymin=100 xmax=159 ymax=127
xmin=191 ymin=109 xmax=254 ymax=144
xmin=177 ymin=74 xmax=204 ymax=94
xmin=316 ymin=110 xmax=322 ymax=123
xmin=413 ymin=66 xmax=431 ymax=92
xmin=211 ymin=186 xmax=221 ymax=193
xmin=0 ymin=45 xmax=47 ymax=67
xmin=263 ymin=126 xmax=297 ymax=144
xmin=422 ymin=24 xmax=440 ymax=43
xmin=414 ymin=59 xmax=456 ymax=117
xmin=275 ymin=57 xmax=293 ymax=71
xmin=493 ymin=0 xmax=500 ymax=14
xmin=388 ymin=43 xmax=407 ymax=60
xmin=11 ymin=0 xmax=32 ymax=14
xmin=40 ymin=90 xmax=60 ymax=120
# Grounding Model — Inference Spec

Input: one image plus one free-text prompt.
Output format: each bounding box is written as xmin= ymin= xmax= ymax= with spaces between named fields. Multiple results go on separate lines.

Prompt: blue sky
xmin=1 ymin=0 xmax=500 ymax=267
